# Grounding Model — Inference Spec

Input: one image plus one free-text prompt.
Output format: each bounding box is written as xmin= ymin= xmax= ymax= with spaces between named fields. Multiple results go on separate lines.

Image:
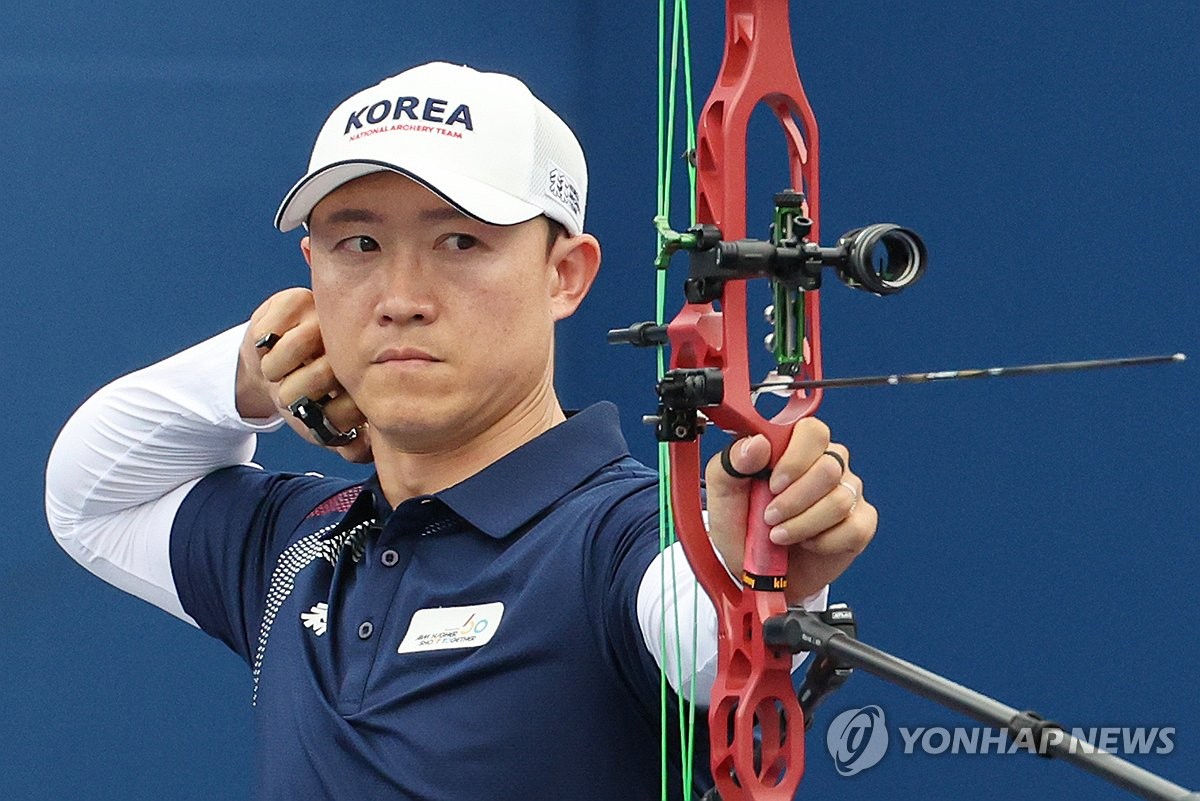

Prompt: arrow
xmin=752 ymin=353 xmax=1186 ymax=395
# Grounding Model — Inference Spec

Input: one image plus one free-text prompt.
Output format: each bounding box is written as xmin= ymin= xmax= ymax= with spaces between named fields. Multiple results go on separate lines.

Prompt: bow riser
xmin=666 ymin=1 xmax=826 ymax=798
xmin=671 ymin=457 xmax=807 ymax=800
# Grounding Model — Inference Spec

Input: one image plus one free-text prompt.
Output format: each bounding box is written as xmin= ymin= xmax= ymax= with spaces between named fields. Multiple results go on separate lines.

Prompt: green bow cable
xmin=657 ymin=1 xmax=699 ymax=798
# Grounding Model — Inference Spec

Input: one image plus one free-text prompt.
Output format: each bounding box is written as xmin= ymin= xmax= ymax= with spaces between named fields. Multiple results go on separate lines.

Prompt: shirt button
xmin=357 ymin=621 xmax=374 ymax=640
xmin=381 ymin=549 xmax=399 ymax=567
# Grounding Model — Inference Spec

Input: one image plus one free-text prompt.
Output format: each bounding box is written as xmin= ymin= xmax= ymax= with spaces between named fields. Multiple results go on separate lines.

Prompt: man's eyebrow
xmin=417 ymin=206 xmax=472 ymax=224
xmin=317 ymin=208 xmax=384 ymax=226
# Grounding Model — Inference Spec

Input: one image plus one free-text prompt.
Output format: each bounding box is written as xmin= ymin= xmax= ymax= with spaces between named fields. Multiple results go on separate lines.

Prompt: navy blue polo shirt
xmin=170 ymin=402 xmax=712 ymax=800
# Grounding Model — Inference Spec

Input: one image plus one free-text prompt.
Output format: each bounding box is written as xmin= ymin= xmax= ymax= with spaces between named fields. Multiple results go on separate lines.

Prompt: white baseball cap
xmin=275 ymin=62 xmax=587 ymax=235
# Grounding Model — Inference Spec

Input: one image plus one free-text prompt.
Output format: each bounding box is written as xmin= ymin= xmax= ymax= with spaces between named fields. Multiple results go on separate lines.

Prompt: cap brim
xmin=274 ymin=160 xmax=543 ymax=232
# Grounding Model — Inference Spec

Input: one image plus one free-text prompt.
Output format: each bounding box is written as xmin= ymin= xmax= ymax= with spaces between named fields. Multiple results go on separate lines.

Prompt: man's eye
xmin=338 ymin=236 xmax=380 ymax=253
xmin=440 ymin=234 xmax=479 ymax=251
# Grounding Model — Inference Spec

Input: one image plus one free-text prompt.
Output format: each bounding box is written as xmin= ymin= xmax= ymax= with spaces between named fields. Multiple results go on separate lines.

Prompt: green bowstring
xmin=657 ymin=0 xmax=699 ymax=798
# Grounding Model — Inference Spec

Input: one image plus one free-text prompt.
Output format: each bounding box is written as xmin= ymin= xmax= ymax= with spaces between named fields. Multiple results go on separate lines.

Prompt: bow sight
xmin=682 ymin=191 xmax=926 ymax=304
xmin=609 ymin=190 xmax=927 ymax=440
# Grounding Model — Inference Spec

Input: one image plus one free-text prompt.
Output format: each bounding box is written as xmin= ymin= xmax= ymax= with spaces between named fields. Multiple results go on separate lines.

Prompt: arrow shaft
xmin=752 ymin=353 xmax=1186 ymax=392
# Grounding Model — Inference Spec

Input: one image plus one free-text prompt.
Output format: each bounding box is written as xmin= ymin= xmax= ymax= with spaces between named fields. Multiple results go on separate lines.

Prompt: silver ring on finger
xmin=838 ymin=480 xmax=859 ymax=512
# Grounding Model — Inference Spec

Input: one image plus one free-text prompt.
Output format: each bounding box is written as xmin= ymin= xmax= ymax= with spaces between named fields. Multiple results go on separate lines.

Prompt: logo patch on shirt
xmin=397 ymin=602 xmax=504 ymax=654
xmin=301 ymin=602 xmax=329 ymax=636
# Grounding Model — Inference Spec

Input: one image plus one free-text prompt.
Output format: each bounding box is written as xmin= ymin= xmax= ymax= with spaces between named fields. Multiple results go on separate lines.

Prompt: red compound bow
xmin=612 ymin=1 xmax=925 ymax=797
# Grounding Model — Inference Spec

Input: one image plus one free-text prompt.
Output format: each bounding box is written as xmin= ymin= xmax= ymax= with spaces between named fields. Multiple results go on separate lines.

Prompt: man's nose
xmin=374 ymin=257 xmax=437 ymax=324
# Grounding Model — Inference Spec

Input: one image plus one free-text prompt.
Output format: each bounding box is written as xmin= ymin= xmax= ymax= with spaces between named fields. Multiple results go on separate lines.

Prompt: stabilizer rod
xmin=764 ymin=610 xmax=1199 ymax=801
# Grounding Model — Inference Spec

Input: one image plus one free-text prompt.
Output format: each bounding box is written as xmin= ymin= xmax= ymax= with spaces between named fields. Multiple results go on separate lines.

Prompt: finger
xmin=820 ymin=442 xmax=850 ymax=476
xmin=783 ymin=499 xmax=878 ymax=601
xmin=703 ymin=434 xmax=772 ymax=567
xmin=260 ymin=318 xmax=324 ymax=384
xmin=249 ymin=286 xmax=316 ymax=361
xmin=767 ymin=472 xmax=863 ymax=546
xmin=707 ymin=434 xmax=771 ymax=489
xmin=768 ymin=417 xmax=832 ymax=493
xmin=718 ymin=441 xmax=770 ymax=480
xmin=277 ymin=355 xmax=340 ymax=403
xmin=335 ymin=423 xmax=374 ymax=464
xmin=249 ymin=287 xmax=312 ymax=325
xmin=285 ymin=396 xmax=360 ymax=448
xmin=277 ymin=362 xmax=365 ymax=451
xmin=793 ymin=498 xmax=877 ymax=556
xmin=762 ymin=446 xmax=845 ymax=526
xmin=248 ymin=288 xmax=314 ymax=349
xmin=319 ymin=391 xmax=367 ymax=434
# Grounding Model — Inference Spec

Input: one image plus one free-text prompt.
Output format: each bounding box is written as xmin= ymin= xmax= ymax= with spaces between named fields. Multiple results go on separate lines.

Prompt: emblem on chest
xmin=397 ymin=602 xmax=505 ymax=654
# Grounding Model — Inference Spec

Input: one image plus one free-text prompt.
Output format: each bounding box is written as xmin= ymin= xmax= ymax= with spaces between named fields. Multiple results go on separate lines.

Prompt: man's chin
xmin=364 ymin=411 xmax=471 ymax=454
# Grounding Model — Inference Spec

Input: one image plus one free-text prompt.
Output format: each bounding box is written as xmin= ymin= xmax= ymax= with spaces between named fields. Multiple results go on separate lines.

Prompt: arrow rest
xmin=649 ymin=367 xmax=724 ymax=442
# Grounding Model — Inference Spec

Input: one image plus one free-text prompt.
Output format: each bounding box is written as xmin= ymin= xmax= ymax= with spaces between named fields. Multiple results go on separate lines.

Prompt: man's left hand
xmin=704 ymin=418 xmax=877 ymax=604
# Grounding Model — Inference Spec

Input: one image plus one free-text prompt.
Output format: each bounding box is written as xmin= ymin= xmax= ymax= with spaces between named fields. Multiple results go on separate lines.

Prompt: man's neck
xmin=371 ymin=387 xmax=566 ymax=508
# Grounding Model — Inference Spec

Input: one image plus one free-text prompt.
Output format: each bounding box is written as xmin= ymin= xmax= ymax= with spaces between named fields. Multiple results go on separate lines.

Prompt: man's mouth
xmin=373 ymin=347 xmax=437 ymax=363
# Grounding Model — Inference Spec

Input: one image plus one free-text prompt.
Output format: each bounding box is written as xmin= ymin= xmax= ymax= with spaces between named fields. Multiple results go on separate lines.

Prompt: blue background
xmin=5 ymin=1 xmax=1196 ymax=799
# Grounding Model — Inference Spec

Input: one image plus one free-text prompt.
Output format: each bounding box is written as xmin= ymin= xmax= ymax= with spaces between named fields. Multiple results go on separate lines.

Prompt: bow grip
xmin=741 ymin=476 xmax=789 ymax=591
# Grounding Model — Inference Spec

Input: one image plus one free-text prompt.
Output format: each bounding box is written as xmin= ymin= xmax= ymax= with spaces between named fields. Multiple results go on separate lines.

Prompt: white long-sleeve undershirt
xmin=44 ymin=325 xmax=824 ymax=705
xmin=45 ymin=325 xmax=282 ymax=624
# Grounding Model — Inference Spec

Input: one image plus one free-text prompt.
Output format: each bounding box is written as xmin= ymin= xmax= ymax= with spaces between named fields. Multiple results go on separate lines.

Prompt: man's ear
xmin=548 ymin=233 xmax=602 ymax=321
xmin=300 ymin=236 xmax=313 ymax=268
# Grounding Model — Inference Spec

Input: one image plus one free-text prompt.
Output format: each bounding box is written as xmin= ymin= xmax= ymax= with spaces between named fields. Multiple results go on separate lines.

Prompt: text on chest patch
xmin=397 ymin=602 xmax=504 ymax=654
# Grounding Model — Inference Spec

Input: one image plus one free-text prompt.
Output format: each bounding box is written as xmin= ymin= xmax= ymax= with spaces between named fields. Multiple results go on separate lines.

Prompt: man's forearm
xmin=44 ymin=322 xmax=282 ymax=619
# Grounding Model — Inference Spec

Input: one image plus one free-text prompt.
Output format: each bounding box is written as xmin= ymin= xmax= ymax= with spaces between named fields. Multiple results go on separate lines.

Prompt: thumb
xmin=704 ymin=434 xmax=772 ymax=565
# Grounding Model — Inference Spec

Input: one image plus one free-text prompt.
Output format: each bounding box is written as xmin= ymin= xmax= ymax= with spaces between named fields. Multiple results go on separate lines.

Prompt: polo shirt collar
xmin=438 ymin=401 xmax=630 ymax=538
xmin=324 ymin=402 xmax=631 ymax=540
xmin=318 ymin=477 xmax=384 ymax=540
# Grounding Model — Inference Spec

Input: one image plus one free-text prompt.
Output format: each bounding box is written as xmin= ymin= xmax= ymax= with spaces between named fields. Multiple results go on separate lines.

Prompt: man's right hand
xmin=237 ymin=288 xmax=372 ymax=463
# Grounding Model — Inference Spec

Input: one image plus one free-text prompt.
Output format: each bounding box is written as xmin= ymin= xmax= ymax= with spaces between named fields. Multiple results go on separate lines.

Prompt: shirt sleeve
xmin=637 ymin=541 xmax=828 ymax=707
xmin=591 ymin=476 xmax=828 ymax=710
xmin=168 ymin=465 xmax=345 ymax=664
xmin=44 ymin=323 xmax=283 ymax=624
